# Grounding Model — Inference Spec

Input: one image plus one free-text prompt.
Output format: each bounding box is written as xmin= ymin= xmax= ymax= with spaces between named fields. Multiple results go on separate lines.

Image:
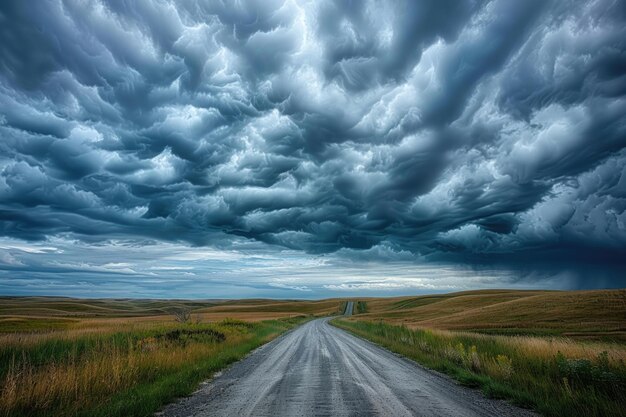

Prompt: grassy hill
xmin=0 ymin=296 xmax=344 ymax=334
xmin=350 ymin=289 xmax=626 ymax=340
xmin=2 ymin=290 xmax=624 ymax=339
xmin=0 ymin=297 xmax=220 ymax=318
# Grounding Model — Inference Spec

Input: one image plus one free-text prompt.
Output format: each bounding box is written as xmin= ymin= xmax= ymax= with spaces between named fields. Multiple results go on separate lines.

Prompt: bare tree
xmin=172 ymin=307 xmax=191 ymax=323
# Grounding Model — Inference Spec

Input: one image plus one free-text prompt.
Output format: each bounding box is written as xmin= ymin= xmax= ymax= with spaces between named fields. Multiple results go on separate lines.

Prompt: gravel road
xmin=344 ymin=301 xmax=354 ymax=316
xmin=158 ymin=317 xmax=536 ymax=417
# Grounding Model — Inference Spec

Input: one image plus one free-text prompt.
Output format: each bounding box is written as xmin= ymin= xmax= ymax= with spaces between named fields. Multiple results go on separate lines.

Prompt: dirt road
xmin=159 ymin=317 xmax=535 ymax=416
xmin=344 ymin=301 xmax=354 ymax=316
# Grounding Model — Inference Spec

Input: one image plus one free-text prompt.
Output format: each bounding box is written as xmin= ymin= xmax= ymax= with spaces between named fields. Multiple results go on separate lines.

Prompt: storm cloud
xmin=1 ymin=0 xmax=625 ymax=296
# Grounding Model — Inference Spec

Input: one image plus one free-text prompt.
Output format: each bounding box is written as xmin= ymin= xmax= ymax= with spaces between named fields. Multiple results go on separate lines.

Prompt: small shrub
xmin=555 ymin=351 xmax=621 ymax=387
xmin=494 ymin=354 xmax=513 ymax=380
xmin=220 ymin=318 xmax=255 ymax=329
xmin=469 ymin=345 xmax=481 ymax=373
xmin=171 ymin=308 xmax=191 ymax=323
xmin=442 ymin=343 xmax=481 ymax=372
xmin=155 ymin=328 xmax=226 ymax=346
xmin=356 ymin=301 xmax=368 ymax=314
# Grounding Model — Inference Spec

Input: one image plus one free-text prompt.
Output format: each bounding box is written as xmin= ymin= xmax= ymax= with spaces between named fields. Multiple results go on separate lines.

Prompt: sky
xmin=0 ymin=0 xmax=625 ymax=299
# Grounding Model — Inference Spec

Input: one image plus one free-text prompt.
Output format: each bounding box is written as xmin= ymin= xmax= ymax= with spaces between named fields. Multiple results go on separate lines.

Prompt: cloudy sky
xmin=1 ymin=0 xmax=625 ymax=298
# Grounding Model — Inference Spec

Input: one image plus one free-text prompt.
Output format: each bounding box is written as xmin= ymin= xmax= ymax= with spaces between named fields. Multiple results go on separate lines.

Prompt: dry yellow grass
xmin=411 ymin=326 xmax=626 ymax=366
xmin=352 ymin=289 xmax=626 ymax=340
xmin=0 ymin=297 xmax=340 ymax=323
xmin=1 ymin=336 xmax=235 ymax=414
xmin=0 ymin=315 xmax=310 ymax=417
xmin=197 ymin=299 xmax=343 ymax=315
xmin=0 ymin=313 xmax=313 ymax=352
xmin=0 ymin=297 xmax=341 ymax=345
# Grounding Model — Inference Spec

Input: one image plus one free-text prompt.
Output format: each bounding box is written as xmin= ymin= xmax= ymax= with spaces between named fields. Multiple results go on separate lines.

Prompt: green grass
xmin=355 ymin=301 xmax=367 ymax=314
xmin=332 ymin=319 xmax=626 ymax=417
xmin=0 ymin=318 xmax=76 ymax=333
xmin=339 ymin=301 xmax=348 ymax=315
xmin=0 ymin=316 xmax=309 ymax=417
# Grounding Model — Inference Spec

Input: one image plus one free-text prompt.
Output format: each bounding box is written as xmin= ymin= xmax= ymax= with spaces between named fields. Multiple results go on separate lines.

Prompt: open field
xmin=333 ymin=289 xmax=626 ymax=417
xmin=350 ymin=289 xmax=626 ymax=340
xmin=0 ymin=297 xmax=340 ymax=319
xmin=1 ymin=290 xmax=625 ymax=416
xmin=0 ymin=297 xmax=343 ymax=336
xmin=0 ymin=298 xmax=341 ymax=417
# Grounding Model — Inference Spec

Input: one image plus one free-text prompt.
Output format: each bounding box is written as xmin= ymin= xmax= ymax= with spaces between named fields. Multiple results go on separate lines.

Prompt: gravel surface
xmin=158 ymin=317 xmax=536 ymax=417
xmin=344 ymin=301 xmax=354 ymax=316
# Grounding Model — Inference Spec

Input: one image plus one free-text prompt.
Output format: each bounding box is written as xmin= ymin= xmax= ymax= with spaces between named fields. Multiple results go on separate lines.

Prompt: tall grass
xmin=0 ymin=317 xmax=307 ymax=417
xmin=333 ymin=319 xmax=626 ymax=417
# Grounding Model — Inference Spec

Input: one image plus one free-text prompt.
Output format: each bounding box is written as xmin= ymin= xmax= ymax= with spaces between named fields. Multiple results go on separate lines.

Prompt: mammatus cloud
xmin=0 ymin=0 xmax=625 ymax=296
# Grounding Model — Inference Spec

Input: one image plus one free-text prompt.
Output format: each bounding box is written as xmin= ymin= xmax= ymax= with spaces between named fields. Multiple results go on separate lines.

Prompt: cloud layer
xmin=1 ymin=0 xmax=625 ymax=296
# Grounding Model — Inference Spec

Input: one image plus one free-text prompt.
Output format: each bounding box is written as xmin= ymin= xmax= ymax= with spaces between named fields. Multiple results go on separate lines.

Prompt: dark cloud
xmin=1 ymin=0 xmax=625 ymax=293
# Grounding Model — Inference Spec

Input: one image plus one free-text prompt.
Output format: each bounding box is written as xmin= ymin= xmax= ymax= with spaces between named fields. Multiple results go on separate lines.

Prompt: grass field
xmin=0 ymin=298 xmax=340 ymax=417
xmin=0 ymin=297 xmax=342 ymax=320
xmin=333 ymin=288 xmax=626 ymax=417
xmin=2 ymin=290 xmax=625 ymax=416
xmin=350 ymin=289 xmax=626 ymax=340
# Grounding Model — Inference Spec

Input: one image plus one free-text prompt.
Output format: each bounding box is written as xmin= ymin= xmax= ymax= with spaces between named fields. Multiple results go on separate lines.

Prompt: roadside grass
xmin=332 ymin=319 xmax=626 ymax=417
xmin=0 ymin=316 xmax=309 ymax=417
xmin=355 ymin=301 xmax=367 ymax=314
xmin=339 ymin=301 xmax=348 ymax=315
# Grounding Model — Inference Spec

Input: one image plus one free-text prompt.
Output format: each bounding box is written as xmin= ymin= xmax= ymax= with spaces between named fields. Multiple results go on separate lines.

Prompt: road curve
xmin=158 ymin=318 xmax=536 ymax=417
